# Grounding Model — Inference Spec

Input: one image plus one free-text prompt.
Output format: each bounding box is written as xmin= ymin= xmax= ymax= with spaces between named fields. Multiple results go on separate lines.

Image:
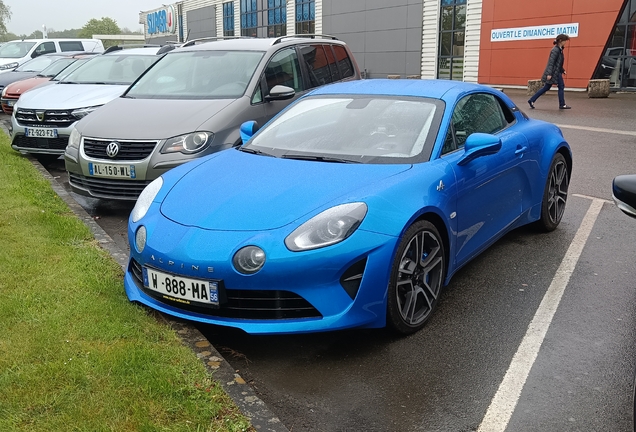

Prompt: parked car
xmin=0 ymin=52 xmax=82 ymax=95
xmin=64 ymin=35 xmax=360 ymax=200
xmin=613 ymin=175 xmax=636 ymax=218
xmin=0 ymin=38 xmax=104 ymax=72
xmin=1 ymin=53 xmax=97 ymax=114
xmin=10 ymin=47 xmax=165 ymax=165
xmin=123 ymin=79 xmax=572 ymax=335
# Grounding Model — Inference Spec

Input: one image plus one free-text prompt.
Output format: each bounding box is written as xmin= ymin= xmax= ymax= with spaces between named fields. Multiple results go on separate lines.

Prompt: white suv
xmin=0 ymin=38 xmax=104 ymax=72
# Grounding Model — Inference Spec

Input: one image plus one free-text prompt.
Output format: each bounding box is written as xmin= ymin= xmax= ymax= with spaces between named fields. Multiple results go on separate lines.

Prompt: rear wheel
xmin=387 ymin=220 xmax=445 ymax=335
xmin=536 ymin=153 xmax=569 ymax=232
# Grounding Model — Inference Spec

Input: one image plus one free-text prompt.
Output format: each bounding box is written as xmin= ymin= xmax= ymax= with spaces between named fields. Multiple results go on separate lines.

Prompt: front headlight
xmin=0 ymin=62 xmax=18 ymax=70
xmin=161 ymin=132 xmax=213 ymax=154
xmin=131 ymin=177 xmax=163 ymax=223
xmin=0 ymin=86 xmax=6 ymax=97
xmin=67 ymin=127 xmax=81 ymax=149
xmin=71 ymin=105 xmax=103 ymax=119
xmin=285 ymin=203 xmax=368 ymax=251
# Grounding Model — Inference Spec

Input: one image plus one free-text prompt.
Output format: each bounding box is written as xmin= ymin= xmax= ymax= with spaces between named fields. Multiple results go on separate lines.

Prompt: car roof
xmin=309 ymin=79 xmax=500 ymax=101
xmin=103 ymin=47 xmax=162 ymax=56
xmin=176 ymin=35 xmax=347 ymax=53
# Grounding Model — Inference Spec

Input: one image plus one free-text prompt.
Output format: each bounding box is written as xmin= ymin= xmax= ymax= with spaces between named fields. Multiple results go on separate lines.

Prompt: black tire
xmin=536 ymin=153 xmax=569 ymax=232
xmin=387 ymin=220 xmax=446 ymax=335
xmin=34 ymin=154 xmax=61 ymax=166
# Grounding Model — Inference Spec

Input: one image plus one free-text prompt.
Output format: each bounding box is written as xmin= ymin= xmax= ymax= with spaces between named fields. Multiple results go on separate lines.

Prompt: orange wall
xmin=479 ymin=0 xmax=624 ymax=88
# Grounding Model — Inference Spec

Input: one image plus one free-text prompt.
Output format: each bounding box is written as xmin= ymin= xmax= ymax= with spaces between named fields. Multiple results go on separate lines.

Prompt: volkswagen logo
xmin=106 ymin=142 xmax=120 ymax=158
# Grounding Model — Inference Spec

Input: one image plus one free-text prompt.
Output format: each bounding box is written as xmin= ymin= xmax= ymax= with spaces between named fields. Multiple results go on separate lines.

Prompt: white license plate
xmin=143 ymin=267 xmax=219 ymax=306
xmin=89 ymin=162 xmax=136 ymax=179
xmin=25 ymin=127 xmax=58 ymax=138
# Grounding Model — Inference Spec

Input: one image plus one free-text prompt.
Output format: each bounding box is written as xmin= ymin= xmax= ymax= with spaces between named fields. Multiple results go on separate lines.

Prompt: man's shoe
xmin=528 ymin=100 xmax=535 ymax=109
xmin=559 ymin=105 xmax=572 ymax=109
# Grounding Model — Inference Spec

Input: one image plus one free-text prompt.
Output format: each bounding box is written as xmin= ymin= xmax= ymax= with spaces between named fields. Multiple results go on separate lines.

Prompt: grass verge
xmin=0 ymin=134 xmax=252 ymax=431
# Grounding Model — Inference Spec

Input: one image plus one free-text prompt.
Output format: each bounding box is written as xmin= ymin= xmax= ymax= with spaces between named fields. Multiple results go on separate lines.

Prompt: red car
xmin=1 ymin=53 xmax=96 ymax=115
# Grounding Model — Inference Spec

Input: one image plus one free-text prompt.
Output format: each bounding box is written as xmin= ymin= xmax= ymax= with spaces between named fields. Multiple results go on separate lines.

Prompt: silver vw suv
xmin=64 ymin=35 xmax=360 ymax=200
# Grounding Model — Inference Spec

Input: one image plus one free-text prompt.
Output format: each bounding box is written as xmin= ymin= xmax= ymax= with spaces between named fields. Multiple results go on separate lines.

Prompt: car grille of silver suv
xmin=15 ymin=109 xmax=76 ymax=128
xmin=83 ymin=138 xmax=158 ymax=161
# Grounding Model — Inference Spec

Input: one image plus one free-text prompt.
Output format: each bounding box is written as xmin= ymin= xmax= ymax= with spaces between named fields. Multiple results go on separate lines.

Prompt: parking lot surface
xmin=5 ymin=87 xmax=636 ymax=432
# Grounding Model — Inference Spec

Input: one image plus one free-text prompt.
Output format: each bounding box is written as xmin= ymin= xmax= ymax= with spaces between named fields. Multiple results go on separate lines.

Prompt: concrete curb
xmin=2 ymin=119 xmax=288 ymax=432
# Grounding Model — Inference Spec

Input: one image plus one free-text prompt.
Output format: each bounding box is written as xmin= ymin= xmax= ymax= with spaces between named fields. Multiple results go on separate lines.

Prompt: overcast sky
xmin=6 ymin=0 xmax=162 ymax=35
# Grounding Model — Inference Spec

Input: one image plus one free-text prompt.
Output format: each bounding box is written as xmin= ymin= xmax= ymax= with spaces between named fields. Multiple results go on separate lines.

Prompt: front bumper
xmin=124 ymin=212 xmax=398 ymax=334
xmin=1 ymin=97 xmax=16 ymax=115
xmin=11 ymin=113 xmax=77 ymax=155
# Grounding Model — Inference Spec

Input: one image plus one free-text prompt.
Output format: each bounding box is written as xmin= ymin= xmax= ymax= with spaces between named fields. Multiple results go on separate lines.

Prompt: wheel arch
xmin=412 ymin=211 xmax=451 ymax=284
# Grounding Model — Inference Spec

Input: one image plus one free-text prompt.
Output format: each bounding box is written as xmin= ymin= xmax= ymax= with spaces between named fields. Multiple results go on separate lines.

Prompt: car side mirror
xmin=457 ymin=133 xmax=502 ymax=166
xmin=265 ymin=85 xmax=295 ymax=102
xmin=612 ymin=174 xmax=636 ymax=218
xmin=240 ymin=121 xmax=260 ymax=145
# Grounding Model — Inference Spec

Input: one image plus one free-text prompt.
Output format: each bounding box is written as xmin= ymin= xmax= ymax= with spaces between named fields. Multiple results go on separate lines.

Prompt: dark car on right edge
xmin=64 ymin=35 xmax=360 ymax=200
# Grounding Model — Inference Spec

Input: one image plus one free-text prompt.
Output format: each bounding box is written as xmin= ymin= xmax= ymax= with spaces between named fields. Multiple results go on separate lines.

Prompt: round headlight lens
xmin=131 ymin=177 xmax=163 ymax=223
xmin=233 ymin=246 xmax=266 ymax=275
xmin=135 ymin=226 xmax=147 ymax=252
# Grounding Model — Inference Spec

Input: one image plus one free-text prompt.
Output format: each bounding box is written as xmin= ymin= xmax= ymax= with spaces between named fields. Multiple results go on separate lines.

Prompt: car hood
xmin=76 ymin=97 xmax=237 ymax=140
xmin=16 ymin=83 xmax=129 ymax=110
xmin=5 ymin=76 xmax=51 ymax=95
xmin=0 ymin=71 xmax=38 ymax=87
xmin=160 ymin=149 xmax=411 ymax=231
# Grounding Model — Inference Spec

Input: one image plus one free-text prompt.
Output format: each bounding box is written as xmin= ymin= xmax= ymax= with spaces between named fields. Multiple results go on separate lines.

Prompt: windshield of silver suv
xmin=60 ymin=54 xmax=158 ymax=85
xmin=125 ymin=50 xmax=265 ymax=99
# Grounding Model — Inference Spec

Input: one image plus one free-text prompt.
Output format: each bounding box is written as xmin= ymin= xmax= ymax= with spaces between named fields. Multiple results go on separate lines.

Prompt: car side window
xmin=59 ymin=41 xmax=84 ymax=52
xmin=300 ymin=44 xmax=332 ymax=88
xmin=323 ymin=45 xmax=340 ymax=82
xmin=332 ymin=45 xmax=354 ymax=79
xmin=263 ymin=48 xmax=304 ymax=95
xmin=33 ymin=42 xmax=56 ymax=57
xmin=442 ymin=93 xmax=508 ymax=155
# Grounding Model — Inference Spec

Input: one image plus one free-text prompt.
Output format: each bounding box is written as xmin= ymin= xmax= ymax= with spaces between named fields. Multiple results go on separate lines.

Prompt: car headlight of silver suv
xmin=285 ymin=203 xmax=368 ymax=251
xmin=161 ymin=132 xmax=213 ymax=154
xmin=67 ymin=127 xmax=81 ymax=149
xmin=71 ymin=105 xmax=103 ymax=119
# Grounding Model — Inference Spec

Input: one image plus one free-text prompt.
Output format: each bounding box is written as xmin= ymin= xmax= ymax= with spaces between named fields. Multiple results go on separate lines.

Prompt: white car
xmin=0 ymin=38 xmax=104 ymax=72
xmin=11 ymin=47 xmax=165 ymax=165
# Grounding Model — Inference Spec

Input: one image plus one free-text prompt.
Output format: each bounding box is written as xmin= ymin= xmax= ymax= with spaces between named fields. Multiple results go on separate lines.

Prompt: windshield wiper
xmin=238 ymin=147 xmax=275 ymax=157
xmin=281 ymin=154 xmax=360 ymax=163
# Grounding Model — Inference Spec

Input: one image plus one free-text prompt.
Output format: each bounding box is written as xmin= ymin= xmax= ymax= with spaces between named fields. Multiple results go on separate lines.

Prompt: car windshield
xmin=126 ymin=50 xmax=264 ymax=99
xmin=51 ymin=58 xmax=90 ymax=81
xmin=15 ymin=55 xmax=61 ymax=73
xmin=246 ymin=96 xmax=440 ymax=163
xmin=38 ymin=58 xmax=78 ymax=77
xmin=0 ymin=41 xmax=36 ymax=58
xmin=60 ymin=54 xmax=157 ymax=85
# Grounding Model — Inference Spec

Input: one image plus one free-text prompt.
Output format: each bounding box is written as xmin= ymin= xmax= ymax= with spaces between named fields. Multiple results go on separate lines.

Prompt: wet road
xmin=13 ymin=88 xmax=636 ymax=431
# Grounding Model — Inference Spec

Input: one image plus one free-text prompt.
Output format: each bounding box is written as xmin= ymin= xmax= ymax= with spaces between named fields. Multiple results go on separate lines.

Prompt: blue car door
xmin=442 ymin=93 xmax=530 ymax=268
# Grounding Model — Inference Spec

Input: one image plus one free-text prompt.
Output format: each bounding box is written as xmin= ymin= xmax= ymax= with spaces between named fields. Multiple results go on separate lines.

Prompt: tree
xmin=0 ymin=1 xmax=11 ymax=35
xmin=78 ymin=17 xmax=120 ymax=39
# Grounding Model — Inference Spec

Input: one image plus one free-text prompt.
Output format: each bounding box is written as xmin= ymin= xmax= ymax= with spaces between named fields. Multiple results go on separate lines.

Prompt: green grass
xmin=0 ymin=134 xmax=252 ymax=431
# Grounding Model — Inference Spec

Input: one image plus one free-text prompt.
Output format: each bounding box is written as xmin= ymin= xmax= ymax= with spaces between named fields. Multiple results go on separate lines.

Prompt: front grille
xmin=12 ymin=134 xmax=68 ymax=150
xmin=69 ymin=173 xmax=151 ymax=200
xmin=83 ymin=138 xmax=158 ymax=161
xmin=15 ymin=108 xmax=76 ymax=128
xmin=129 ymin=259 xmax=322 ymax=320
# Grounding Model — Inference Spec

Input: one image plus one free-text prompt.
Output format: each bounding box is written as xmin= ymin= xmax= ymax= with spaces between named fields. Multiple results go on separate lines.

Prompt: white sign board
xmin=491 ymin=23 xmax=579 ymax=42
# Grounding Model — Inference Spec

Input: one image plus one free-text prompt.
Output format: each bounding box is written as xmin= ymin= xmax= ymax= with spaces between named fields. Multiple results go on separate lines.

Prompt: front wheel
xmin=387 ymin=220 xmax=446 ymax=335
xmin=536 ymin=152 xmax=569 ymax=232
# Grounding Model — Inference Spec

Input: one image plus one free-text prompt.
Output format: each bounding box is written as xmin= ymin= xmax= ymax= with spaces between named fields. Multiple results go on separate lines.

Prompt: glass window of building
xmin=438 ymin=0 xmax=466 ymax=80
xmin=296 ymin=0 xmax=315 ymax=35
xmin=593 ymin=0 xmax=636 ymax=89
xmin=223 ymin=2 xmax=235 ymax=37
xmin=266 ymin=0 xmax=286 ymax=37
xmin=240 ymin=0 xmax=258 ymax=37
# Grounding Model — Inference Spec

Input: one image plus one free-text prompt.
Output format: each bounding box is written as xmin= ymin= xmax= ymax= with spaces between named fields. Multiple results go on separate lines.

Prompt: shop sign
xmin=147 ymin=5 xmax=177 ymax=35
xmin=491 ymin=23 xmax=579 ymax=42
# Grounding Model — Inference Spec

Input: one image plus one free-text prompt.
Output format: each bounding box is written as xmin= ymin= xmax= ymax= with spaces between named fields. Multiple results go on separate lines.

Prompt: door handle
xmin=515 ymin=146 xmax=528 ymax=155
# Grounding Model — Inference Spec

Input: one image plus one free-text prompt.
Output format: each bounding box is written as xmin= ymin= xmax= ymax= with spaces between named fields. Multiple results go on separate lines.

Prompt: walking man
xmin=528 ymin=34 xmax=572 ymax=110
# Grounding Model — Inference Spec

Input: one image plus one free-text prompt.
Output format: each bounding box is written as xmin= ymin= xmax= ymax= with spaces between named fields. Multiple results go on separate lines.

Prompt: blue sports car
xmin=125 ymin=79 xmax=571 ymax=335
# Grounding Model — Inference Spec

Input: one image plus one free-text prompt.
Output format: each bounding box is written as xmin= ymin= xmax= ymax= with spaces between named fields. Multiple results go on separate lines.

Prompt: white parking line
xmin=477 ymin=197 xmax=605 ymax=432
xmin=555 ymin=123 xmax=636 ymax=137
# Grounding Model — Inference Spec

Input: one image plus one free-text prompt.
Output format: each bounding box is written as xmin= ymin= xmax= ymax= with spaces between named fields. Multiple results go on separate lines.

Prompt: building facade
xmin=140 ymin=0 xmax=636 ymax=90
